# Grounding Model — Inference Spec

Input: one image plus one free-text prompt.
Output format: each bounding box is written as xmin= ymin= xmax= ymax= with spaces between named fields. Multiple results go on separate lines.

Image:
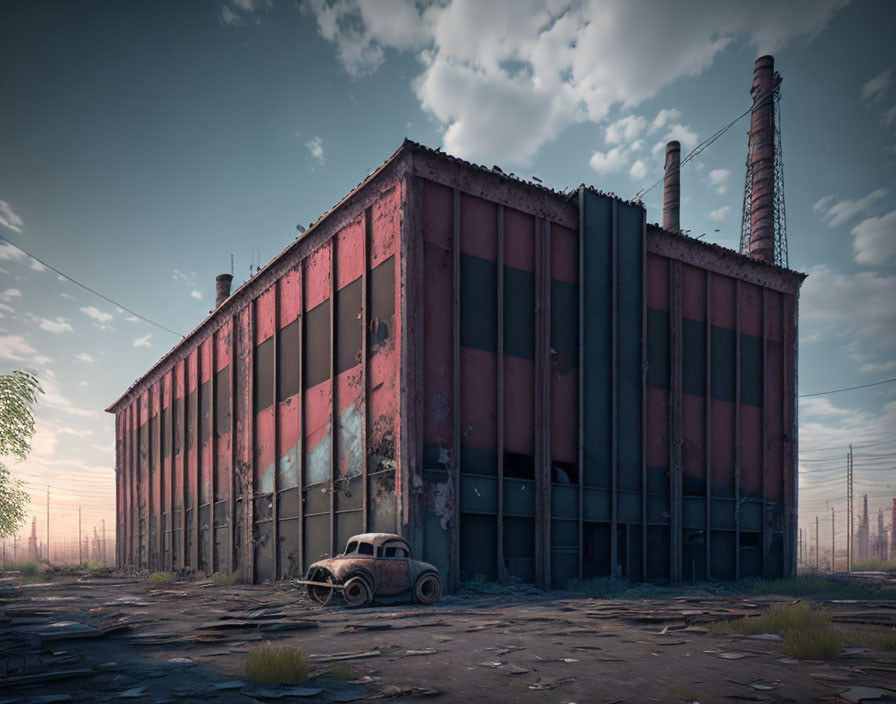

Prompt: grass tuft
xmin=147 ymin=571 xmax=175 ymax=585
xmin=747 ymin=575 xmax=890 ymax=600
xmin=327 ymin=664 xmax=354 ymax=680
xmin=842 ymin=627 xmax=896 ymax=651
xmin=211 ymin=571 xmax=237 ymax=587
xmin=677 ymin=690 xmax=700 ymax=702
xmin=17 ymin=561 xmax=40 ymax=577
xmin=245 ymin=646 xmax=310 ymax=685
xmin=782 ymin=623 xmax=841 ymax=660
xmin=851 ymin=558 xmax=896 ymax=572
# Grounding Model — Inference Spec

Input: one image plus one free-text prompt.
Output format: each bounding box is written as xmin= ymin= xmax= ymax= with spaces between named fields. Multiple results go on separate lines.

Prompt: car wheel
xmin=413 ymin=572 xmax=442 ymax=604
xmin=343 ymin=575 xmax=372 ymax=608
xmin=307 ymin=572 xmax=335 ymax=606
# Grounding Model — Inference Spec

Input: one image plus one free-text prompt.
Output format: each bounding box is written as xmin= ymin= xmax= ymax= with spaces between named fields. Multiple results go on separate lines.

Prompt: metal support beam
xmin=246 ymin=302 xmax=256 ymax=583
xmin=452 ymin=187 xmax=461 ymax=590
xmin=229 ymin=319 xmax=236 ymax=576
xmin=273 ymin=282 xmax=281 ymax=577
xmin=705 ymin=272 xmax=712 ymax=579
xmin=577 ymin=188 xmax=585 ymax=581
xmin=735 ymin=279 xmax=741 ymax=581
xmin=329 ymin=241 xmax=337 ymax=557
xmin=193 ymin=352 xmax=201 ymax=572
xmin=362 ymin=208 xmax=371 ymax=534
xmin=496 ymin=204 xmax=505 ymax=582
xmin=669 ymin=260 xmax=683 ymax=582
xmin=297 ymin=269 xmax=305 ymax=575
xmin=210 ymin=338 xmax=217 ymax=575
xmin=610 ymin=202 xmax=619 ymax=578
xmin=641 ymin=210 xmax=648 ymax=581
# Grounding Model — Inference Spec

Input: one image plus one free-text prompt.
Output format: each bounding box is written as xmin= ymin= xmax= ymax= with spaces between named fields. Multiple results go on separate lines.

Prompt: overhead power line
xmin=799 ymin=376 xmax=896 ymax=398
xmin=0 ymin=233 xmax=185 ymax=338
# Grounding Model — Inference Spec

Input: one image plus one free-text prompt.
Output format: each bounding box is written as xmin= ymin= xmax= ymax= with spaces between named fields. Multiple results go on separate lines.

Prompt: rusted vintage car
xmin=297 ymin=533 xmax=442 ymax=607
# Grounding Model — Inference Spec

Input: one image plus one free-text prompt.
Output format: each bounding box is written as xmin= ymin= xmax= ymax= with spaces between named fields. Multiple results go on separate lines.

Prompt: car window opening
xmin=357 ymin=542 xmax=374 ymax=555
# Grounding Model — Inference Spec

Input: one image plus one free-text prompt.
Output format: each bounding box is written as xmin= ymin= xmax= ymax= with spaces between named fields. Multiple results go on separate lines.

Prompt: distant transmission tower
xmin=740 ymin=56 xmax=787 ymax=268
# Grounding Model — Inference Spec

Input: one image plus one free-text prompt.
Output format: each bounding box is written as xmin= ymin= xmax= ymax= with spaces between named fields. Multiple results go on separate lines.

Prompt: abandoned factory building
xmin=108 ymin=137 xmax=804 ymax=591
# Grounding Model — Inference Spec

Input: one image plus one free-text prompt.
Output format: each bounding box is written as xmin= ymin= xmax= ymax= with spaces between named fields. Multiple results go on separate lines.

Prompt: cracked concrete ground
xmin=2 ymin=570 xmax=895 ymax=703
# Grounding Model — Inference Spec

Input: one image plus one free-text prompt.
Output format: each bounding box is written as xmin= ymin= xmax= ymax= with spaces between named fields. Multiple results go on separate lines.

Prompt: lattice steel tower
xmin=740 ymin=56 xmax=787 ymax=268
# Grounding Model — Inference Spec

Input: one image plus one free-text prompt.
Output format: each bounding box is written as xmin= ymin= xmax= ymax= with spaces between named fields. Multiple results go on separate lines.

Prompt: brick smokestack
xmin=663 ymin=141 xmax=681 ymax=232
xmin=748 ymin=55 xmax=777 ymax=264
xmin=215 ymin=274 xmax=233 ymax=309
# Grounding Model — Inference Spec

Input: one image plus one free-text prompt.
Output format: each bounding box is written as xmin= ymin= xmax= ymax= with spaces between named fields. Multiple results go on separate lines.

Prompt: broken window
xmin=357 ymin=542 xmax=374 ymax=556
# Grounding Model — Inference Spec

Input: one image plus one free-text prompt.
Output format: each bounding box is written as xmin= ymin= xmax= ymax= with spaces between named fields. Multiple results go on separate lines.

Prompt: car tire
xmin=343 ymin=575 xmax=372 ymax=608
xmin=413 ymin=572 xmax=442 ymax=605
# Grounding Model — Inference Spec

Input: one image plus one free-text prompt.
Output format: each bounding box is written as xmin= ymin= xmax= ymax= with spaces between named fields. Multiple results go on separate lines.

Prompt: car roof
xmin=348 ymin=533 xmax=408 ymax=548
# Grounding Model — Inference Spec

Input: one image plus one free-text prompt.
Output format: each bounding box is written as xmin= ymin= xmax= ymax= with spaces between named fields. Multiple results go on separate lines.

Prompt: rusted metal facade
xmin=109 ymin=140 xmax=803 ymax=589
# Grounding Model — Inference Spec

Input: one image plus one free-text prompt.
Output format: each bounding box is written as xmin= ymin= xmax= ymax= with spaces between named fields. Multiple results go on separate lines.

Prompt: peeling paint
xmin=279 ymin=440 xmax=300 ymax=489
xmin=308 ymin=428 xmax=331 ymax=484
xmin=260 ymin=462 xmax=274 ymax=494
xmin=338 ymin=402 xmax=363 ymax=477
xmin=432 ymin=480 xmax=453 ymax=531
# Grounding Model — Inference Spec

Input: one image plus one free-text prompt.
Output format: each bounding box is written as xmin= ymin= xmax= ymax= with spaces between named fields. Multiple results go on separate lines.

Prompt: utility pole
xmin=831 ymin=507 xmax=836 ymax=573
xmin=78 ymin=507 xmax=82 ymax=565
xmin=102 ymin=519 xmax=107 ymax=567
xmin=816 ymin=515 xmax=819 ymax=572
xmin=799 ymin=527 xmax=803 ymax=566
xmin=847 ymin=446 xmax=853 ymax=572
xmin=46 ymin=487 xmax=50 ymax=566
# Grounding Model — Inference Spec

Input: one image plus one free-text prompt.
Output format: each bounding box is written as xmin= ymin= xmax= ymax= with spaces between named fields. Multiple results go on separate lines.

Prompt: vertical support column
xmin=577 ymin=189 xmax=585 ymax=581
xmin=610 ymin=202 xmax=619 ymax=578
xmin=362 ymin=208 xmax=371 ymax=534
xmin=705 ymin=272 xmax=713 ymax=579
xmin=640 ymin=210 xmax=648 ymax=581
xmin=496 ymin=204 xmax=505 ymax=582
xmin=229 ymin=318 xmax=237 ymax=576
xmin=148 ymin=384 xmax=154 ymax=570
xmin=669 ymin=260 xmax=683 ymax=582
xmin=782 ymin=293 xmax=795 ymax=576
xmin=329 ymin=241 xmax=337 ymax=557
xmin=180 ymin=361 xmax=187 ymax=571
xmin=169 ymin=375 xmax=175 ymax=571
xmin=210 ymin=338 xmax=217 ymax=575
xmin=735 ymin=280 xmax=742 ymax=581
xmin=273 ymin=283 xmax=280 ymax=576
xmin=452 ymin=188 xmax=461 ymax=589
xmin=297 ymin=269 xmax=305 ymax=574
xmin=193 ymin=353 xmax=201 ymax=572
xmin=534 ymin=217 xmax=552 ymax=589
xmin=246 ymin=301 xmax=256 ymax=582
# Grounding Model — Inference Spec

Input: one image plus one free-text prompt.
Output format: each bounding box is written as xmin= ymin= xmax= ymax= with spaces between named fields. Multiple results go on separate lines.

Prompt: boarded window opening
xmin=278 ymin=318 xmax=300 ymax=401
xmin=551 ymin=460 xmax=578 ymax=485
xmin=370 ymin=256 xmax=394 ymax=352
xmin=215 ymin=367 xmax=230 ymax=437
xmin=304 ymin=299 xmax=330 ymax=389
xmin=336 ymin=277 xmax=362 ymax=374
xmin=254 ymin=336 xmax=274 ymax=411
xmin=504 ymin=452 xmax=534 ymax=480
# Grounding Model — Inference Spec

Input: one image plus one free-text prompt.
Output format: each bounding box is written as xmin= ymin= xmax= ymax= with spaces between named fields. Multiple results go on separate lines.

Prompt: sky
xmin=0 ymin=0 xmax=893 ymax=563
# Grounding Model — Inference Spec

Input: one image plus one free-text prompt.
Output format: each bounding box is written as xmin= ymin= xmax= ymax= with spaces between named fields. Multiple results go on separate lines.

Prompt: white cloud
xmin=652 ymin=122 xmax=698 ymax=155
xmin=801 ymin=265 xmax=896 ymax=361
xmin=708 ymin=168 xmax=730 ymax=194
xmin=0 ymin=303 xmax=15 ymax=314
xmin=0 ymin=243 xmax=25 ymax=263
xmin=78 ymin=380 xmax=88 ymax=387
xmin=75 ymin=352 xmax=96 ymax=363
xmin=606 ymin=115 xmax=647 ymax=144
xmin=58 ymin=427 xmax=93 ymax=438
xmin=0 ymin=288 xmax=21 ymax=302
xmin=60 ymin=292 xmax=75 ymax=301
xmin=29 ymin=315 xmax=73 ymax=335
xmin=133 ymin=334 xmax=151 ymax=348
xmin=858 ymin=359 xmax=896 ymax=375
xmin=629 ymin=159 xmax=647 ymax=180
xmin=79 ymin=305 xmax=114 ymax=323
xmin=190 ymin=289 xmax=202 ymax=300
xmin=123 ymin=315 xmax=138 ymax=322
xmin=0 ymin=200 xmax=23 ymax=233
xmin=708 ymin=205 xmax=730 ymax=221
xmin=307 ymin=0 xmax=845 ymax=166
xmin=29 ymin=260 xmax=46 ymax=272
xmin=813 ymin=188 xmax=888 ymax=228
xmin=851 ymin=209 xmax=896 ymax=265
xmin=884 ymin=105 xmax=896 ymax=126
xmin=650 ymin=108 xmax=682 ymax=132
xmin=0 ymin=334 xmax=37 ymax=362
xmin=589 ymin=145 xmax=628 ymax=173
xmin=306 ymin=136 xmax=325 ymax=166
xmin=861 ymin=68 xmax=893 ymax=103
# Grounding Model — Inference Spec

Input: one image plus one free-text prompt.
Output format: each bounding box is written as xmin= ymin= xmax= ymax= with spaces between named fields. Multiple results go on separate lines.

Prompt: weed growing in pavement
xmin=147 ymin=571 xmax=175 ymax=585
xmin=841 ymin=627 xmax=896 ymax=651
xmin=245 ymin=646 xmax=310 ymax=685
xmin=211 ymin=571 xmax=237 ymax=587
xmin=782 ymin=623 xmax=842 ymax=660
xmin=850 ymin=558 xmax=896 ymax=572
xmin=747 ymin=575 xmax=890 ymax=599
xmin=711 ymin=601 xmax=831 ymax=637
xmin=327 ymin=664 xmax=354 ymax=680
xmin=676 ymin=690 xmax=700 ymax=702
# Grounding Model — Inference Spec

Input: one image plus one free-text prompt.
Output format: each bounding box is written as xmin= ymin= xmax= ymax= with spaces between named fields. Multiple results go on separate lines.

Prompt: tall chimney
xmin=662 ymin=140 xmax=680 ymax=232
xmin=748 ymin=55 xmax=777 ymax=264
xmin=215 ymin=274 xmax=233 ymax=309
